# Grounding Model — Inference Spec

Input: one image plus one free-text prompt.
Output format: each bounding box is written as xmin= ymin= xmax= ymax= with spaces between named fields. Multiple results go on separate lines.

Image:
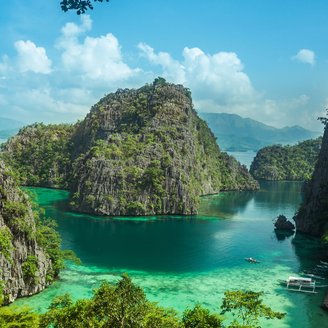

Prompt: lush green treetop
xmin=60 ymin=0 xmax=109 ymax=15
xmin=221 ymin=290 xmax=285 ymax=327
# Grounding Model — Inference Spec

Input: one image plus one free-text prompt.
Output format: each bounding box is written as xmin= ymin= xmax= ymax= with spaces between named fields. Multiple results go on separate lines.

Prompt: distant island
xmin=1 ymin=79 xmax=258 ymax=216
xmin=249 ymin=137 xmax=321 ymax=181
xmin=199 ymin=112 xmax=321 ymax=152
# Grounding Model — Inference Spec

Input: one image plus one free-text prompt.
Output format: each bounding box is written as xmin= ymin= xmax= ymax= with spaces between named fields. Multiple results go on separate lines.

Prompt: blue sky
xmin=1 ymin=0 xmax=328 ymax=131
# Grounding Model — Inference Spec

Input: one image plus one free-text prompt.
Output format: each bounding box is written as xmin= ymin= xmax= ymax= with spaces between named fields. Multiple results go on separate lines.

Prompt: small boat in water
xmin=244 ymin=257 xmax=260 ymax=263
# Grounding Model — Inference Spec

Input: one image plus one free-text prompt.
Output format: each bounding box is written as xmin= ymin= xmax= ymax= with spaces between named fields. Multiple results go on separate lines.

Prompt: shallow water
xmin=15 ymin=182 xmax=328 ymax=327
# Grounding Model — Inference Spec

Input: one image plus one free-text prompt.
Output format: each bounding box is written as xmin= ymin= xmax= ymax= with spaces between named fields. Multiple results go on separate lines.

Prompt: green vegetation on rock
xmin=22 ymin=256 xmax=39 ymax=284
xmin=250 ymin=137 xmax=322 ymax=181
xmin=1 ymin=123 xmax=74 ymax=189
xmin=1 ymin=79 xmax=258 ymax=216
xmin=0 ymin=227 xmax=13 ymax=262
xmin=0 ymin=160 xmax=70 ymax=304
xmin=294 ymin=112 xmax=328 ymax=237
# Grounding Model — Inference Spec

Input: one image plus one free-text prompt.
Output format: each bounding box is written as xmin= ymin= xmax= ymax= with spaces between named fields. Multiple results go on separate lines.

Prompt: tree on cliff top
xmin=318 ymin=108 xmax=328 ymax=126
xmin=60 ymin=0 xmax=109 ymax=14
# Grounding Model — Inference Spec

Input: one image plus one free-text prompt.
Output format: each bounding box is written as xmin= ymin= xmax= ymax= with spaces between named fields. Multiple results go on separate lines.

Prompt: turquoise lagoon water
xmin=15 ymin=182 xmax=328 ymax=327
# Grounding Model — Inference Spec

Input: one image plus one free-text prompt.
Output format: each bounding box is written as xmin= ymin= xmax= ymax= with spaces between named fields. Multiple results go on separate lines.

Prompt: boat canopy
xmin=288 ymin=276 xmax=312 ymax=283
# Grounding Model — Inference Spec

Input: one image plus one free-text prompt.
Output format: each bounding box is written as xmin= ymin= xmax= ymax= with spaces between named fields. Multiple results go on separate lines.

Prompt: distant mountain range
xmin=199 ymin=112 xmax=322 ymax=151
xmin=0 ymin=117 xmax=24 ymax=143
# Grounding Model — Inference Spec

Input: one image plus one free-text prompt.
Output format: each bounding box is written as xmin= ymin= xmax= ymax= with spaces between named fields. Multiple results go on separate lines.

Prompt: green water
xmin=15 ymin=182 xmax=328 ymax=327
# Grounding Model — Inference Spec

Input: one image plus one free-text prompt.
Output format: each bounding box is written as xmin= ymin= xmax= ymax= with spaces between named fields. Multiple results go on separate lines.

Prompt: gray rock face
xmin=69 ymin=80 xmax=259 ymax=216
xmin=274 ymin=215 xmax=295 ymax=230
xmin=0 ymin=161 xmax=53 ymax=304
xmin=294 ymin=124 xmax=328 ymax=237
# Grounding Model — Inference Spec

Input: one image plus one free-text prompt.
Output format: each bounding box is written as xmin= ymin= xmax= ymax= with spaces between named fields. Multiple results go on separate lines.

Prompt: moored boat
xmin=281 ymin=276 xmax=328 ymax=293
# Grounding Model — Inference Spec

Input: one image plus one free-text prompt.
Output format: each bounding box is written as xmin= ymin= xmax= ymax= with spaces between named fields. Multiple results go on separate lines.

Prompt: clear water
xmin=15 ymin=182 xmax=328 ymax=327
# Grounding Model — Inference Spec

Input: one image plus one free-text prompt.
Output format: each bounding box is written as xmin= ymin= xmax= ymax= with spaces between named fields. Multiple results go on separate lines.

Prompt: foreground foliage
xmin=0 ymin=275 xmax=285 ymax=328
xmin=250 ymin=137 xmax=322 ymax=181
xmin=221 ymin=290 xmax=285 ymax=327
xmin=60 ymin=0 xmax=109 ymax=15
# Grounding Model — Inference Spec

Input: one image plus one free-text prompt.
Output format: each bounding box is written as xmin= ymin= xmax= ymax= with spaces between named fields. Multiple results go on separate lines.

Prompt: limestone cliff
xmin=0 ymin=161 xmax=61 ymax=304
xmin=69 ymin=79 xmax=258 ymax=215
xmin=1 ymin=79 xmax=259 ymax=216
xmin=294 ymin=126 xmax=328 ymax=237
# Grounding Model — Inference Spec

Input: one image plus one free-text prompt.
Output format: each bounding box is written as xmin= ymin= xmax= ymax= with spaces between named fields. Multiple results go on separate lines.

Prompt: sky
xmin=0 ymin=0 xmax=328 ymax=132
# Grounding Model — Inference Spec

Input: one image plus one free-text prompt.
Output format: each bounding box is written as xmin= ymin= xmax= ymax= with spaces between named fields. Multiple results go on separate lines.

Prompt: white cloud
xmin=138 ymin=43 xmax=185 ymax=83
xmin=14 ymin=40 xmax=52 ymax=74
xmin=2 ymin=87 xmax=91 ymax=123
xmin=139 ymin=43 xmax=258 ymax=114
xmin=183 ymin=47 xmax=255 ymax=104
xmin=57 ymin=16 xmax=138 ymax=83
xmin=0 ymin=15 xmax=324 ymax=132
xmin=61 ymin=15 xmax=92 ymax=38
xmin=292 ymin=49 xmax=315 ymax=66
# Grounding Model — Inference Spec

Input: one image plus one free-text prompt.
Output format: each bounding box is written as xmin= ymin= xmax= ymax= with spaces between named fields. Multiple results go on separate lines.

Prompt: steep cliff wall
xmin=69 ymin=80 xmax=258 ymax=215
xmin=0 ymin=161 xmax=61 ymax=304
xmin=294 ymin=126 xmax=328 ymax=237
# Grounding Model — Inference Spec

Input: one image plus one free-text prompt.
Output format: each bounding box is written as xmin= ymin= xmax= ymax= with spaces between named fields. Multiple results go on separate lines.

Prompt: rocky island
xmin=250 ymin=137 xmax=322 ymax=181
xmin=1 ymin=79 xmax=258 ymax=216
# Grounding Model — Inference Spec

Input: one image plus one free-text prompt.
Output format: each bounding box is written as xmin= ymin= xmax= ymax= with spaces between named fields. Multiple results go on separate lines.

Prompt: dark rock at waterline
xmin=294 ymin=122 xmax=328 ymax=237
xmin=274 ymin=214 xmax=295 ymax=231
xmin=274 ymin=229 xmax=294 ymax=241
xmin=323 ymin=292 xmax=328 ymax=312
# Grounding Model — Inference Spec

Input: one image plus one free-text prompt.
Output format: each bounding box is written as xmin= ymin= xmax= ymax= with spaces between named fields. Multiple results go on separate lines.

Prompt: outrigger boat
xmin=281 ymin=276 xmax=328 ymax=293
xmin=244 ymin=257 xmax=260 ymax=263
